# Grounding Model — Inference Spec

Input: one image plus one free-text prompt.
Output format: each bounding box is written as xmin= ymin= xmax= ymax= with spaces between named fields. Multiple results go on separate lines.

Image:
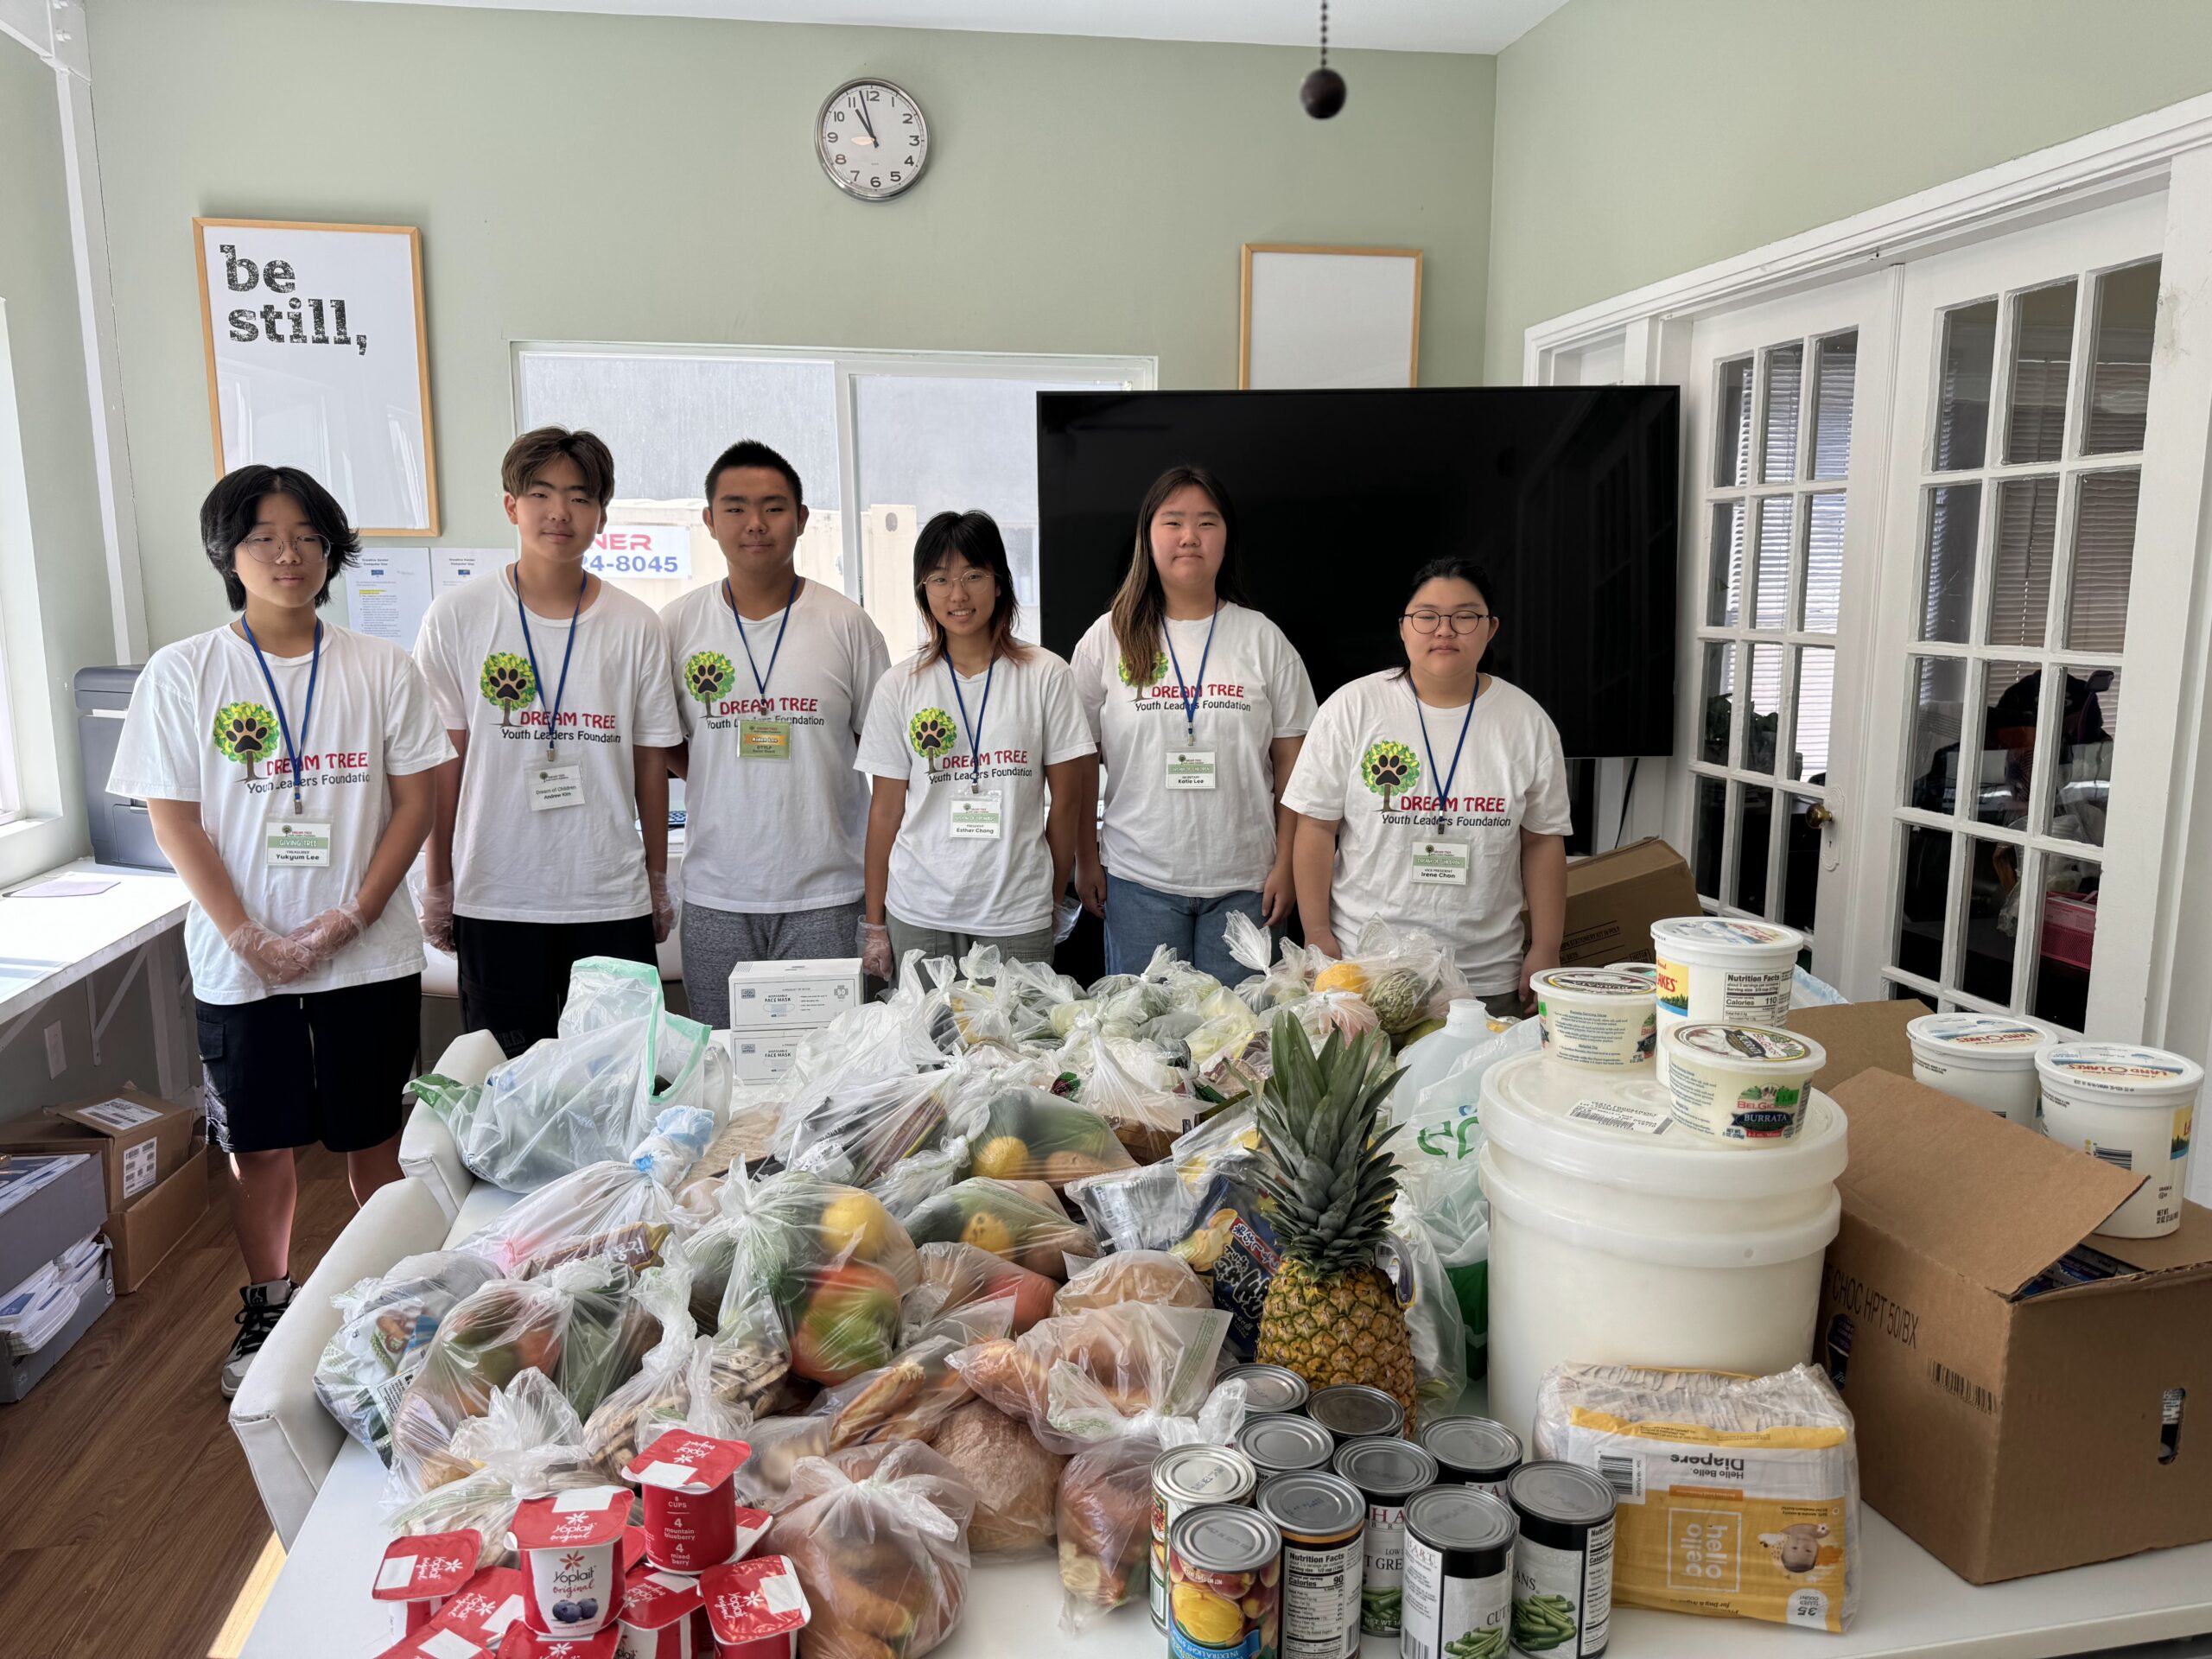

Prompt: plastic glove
xmin=420 ymin=881 xmax=454 ymax=953
xmin=648 ymin=871 xmax=675 ymax=944
xmin=861 ymin=919 xmax=893 ymax=981
xmin=226 ymin=919 xmax=318 ymax=988
xmin=284 ymin=899 xmax=368 ymax=969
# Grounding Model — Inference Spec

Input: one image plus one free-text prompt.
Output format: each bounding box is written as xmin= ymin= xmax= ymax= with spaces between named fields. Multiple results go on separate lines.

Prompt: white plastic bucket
xmin=1906 ymin=1013 xmax=2053 ymax=1124
xmin=2035 ymin=1042 xmax=2202 ymax=1238
xmin=1649 ymin=917 xmax=1803 ymax=1082
xmin=1530 ymin=967 xmax=1656 ymax=1071
xmin=1659 ymin=1022 xmax=1825 ymax=1147
xmin=1477 ymin=1052 xmax=1847 ymax=1440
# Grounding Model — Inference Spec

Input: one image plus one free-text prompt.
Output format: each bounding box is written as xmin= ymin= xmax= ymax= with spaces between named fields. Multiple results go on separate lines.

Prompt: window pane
xmin=1800 ymin=492 xmax=1844 ymax=633
xmin=1694 ymin=776 xmax=1726 ymax=898
xmin=2031 ymin=849 xmax=2101 ymax=1031
xmin=1716 ymin=357 xmax=1753 ymax=486
xmin=2066 ymin=469 xmax=2139 ymax=652
xmin=2003 ymin=280 xmax=2076 ymax=465
xmin=1896 ymin=824 xmax=1955 ymax=984
xmin=1810 ymin=333 xmax=1857 ymax=480
xmin=1976 ymin=658 xmax=2043 ymax=834
xmin=1700 ymin=642 xmax=1735 ymax=764
xmin=1986 ymin=475 xmax=2058 ymax=648
xmin=1907 ymin=654 xmax=1970 ymax=815
xmin=1735 ymin=785 xmax=1773 ymax=914
xmin=1761 ymin=343 xmax=1803 ymax=483
xmin=1959 ymin=835 xmax=2019 ymax=1007
xmin=1707 ymin=500 xmax=1745 ymax=626
xmin=1791 ymin=646 xmax=1834 ymax=784
xmin=1746 ymin=642 xmax=1783 ymax=775
xmin=2086 ymin=260 xmax=2159 ymax=454
xmin=1780 ymin=795 xmax=1822 ymax=931
xmin=1754 ymin=497 xmax=1793 ymax=629
xmin=2044 ymin=665 xmax=2119 ymax=848
xmin=1920 ymin=483 xmax=1980 ymax=643
xmin=1934 ymin=299 xmax=1999 ymax=471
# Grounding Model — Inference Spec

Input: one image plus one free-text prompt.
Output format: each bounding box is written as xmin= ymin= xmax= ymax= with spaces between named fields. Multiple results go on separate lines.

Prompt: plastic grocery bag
xmin=899 ymin=1179 xmax=1096 ymax=1280
xmin=953 ymin=1082 xmax=1135 ymax=1190
xmin=949 ymin=1301 xmax=1231 ymax=1455
xmin=1070 ymin=1027 xmax=1197 ymax=1163
xmin=454 ymin=1152 xmax=709 ymax=1280
xmin=928 ymin=1397 xmax=1067 ymax=1560
xmin=810 ymin=1292 xmax=1016 ymax=1452
xmin=907 ymin=1242 xmax=1058 ymax=1337
xmin=383 ymin=1369 xmax=599 ymax=1567
xmin=779 ymin=1064 xmax=959 ymax=1188
xmin=1387 ymin=1193 xmax=1469 ymax=1410
xmin=314 ymin=1250 xmax=502 ymax=1465
xmin=1052 ymin=1251 xmax=1211 ymax=1317
xmin=1313 ymin=919 xmax=1474 ymax=1038
xmin=1065 ymin=1161 xmax=1209 ymax=1255
xmin=1224 ymin=913 xmax=1322 ymax=1011
xmin=579 ymin=1265 xmax=753 ymax=1477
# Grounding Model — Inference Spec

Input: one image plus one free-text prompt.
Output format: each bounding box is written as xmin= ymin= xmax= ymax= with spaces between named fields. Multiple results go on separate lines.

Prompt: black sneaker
xmin=221 ymin=1278 xmax=293 ymax=1399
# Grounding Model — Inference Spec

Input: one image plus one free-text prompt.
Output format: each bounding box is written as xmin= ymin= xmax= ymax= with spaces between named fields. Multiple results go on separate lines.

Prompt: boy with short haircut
xmin=663 ymin=440 xmax=889 ymax=1025
xmin=416 ymin=427 xmax=683 ymax=1054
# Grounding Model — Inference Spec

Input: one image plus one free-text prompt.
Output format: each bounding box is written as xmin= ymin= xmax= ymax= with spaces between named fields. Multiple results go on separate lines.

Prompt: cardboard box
xmin=725 ymin=1031 xmax=801 ymax=1084
xmin=725 ymin=957 xmax=864 ymax=1031
xmin=105 ymin=1145 xmax=211 ymax=1293
xmin=0 ymin=1087 xmax=200 ymax=1211
xmin=1556 ymin=837 xmax=1703 ymax=968
xmin=1817 ymin=1068 xmax=2212 ymax=1582
xmin=1791 ymin=997 xmax=1931 ymax=1097
xmin=0 ymin=1152 xmax=105 ymax=1298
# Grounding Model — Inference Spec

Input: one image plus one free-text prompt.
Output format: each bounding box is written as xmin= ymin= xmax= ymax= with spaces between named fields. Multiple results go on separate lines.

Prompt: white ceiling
xmin=339 ymin=0 xmax=1568 ymax=55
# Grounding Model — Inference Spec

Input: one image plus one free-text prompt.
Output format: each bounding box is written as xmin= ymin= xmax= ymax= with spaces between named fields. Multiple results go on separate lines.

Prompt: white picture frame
xmin=1240 ymin=244 xmax=1423 ymax=391
xmin=194 ymin=218 xmax=439 ymax=537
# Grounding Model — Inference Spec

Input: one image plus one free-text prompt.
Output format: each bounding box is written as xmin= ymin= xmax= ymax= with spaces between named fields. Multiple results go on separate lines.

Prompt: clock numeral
xmin=865 ymin=87 xmax=881 ymax=100
xmin=849 ymin=169 xmax=860 ymax=181
xmin=834 ymin=154 xmax=847 ymax=165
xmin=832 ymin=110 xmax=843 ymax=122
xmin=890 ymin=171 xmax=902 ymax=183
xmin=901 ymin=112 xmax=915 ymax=124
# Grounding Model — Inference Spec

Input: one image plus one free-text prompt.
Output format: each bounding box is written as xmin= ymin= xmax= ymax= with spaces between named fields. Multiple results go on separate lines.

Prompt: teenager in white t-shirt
xmin=1283 ymin=558 xmax=1571 ymax=1012
xmin=856 ymin=511 xmax=1096 ymax=973
xmin=1071 ymin=466 xmax=1316 ymax=982
xmin=664 ymin=441 xmax=889 ymax=1025
xmin=414 ymin=429 xmax=683 ymax=1055
xmin=109 ymin=466 xmax=451 ymax=1397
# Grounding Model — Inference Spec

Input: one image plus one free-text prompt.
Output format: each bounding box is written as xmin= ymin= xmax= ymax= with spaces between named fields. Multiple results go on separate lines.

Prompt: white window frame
xmin=0 ymin=301 xmax=35 ymax=829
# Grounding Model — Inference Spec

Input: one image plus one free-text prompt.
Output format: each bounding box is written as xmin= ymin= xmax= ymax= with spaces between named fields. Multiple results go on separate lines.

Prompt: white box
xmin=725 ymin=957 xmax=865 ymax=1031
xmin=726 ymin=1031 xmax=803 ymax=1083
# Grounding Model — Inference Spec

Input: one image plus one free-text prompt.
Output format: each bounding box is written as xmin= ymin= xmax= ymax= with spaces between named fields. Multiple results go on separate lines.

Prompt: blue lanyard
xmin=240 ymin=617 xmax=321 ymax=817
xmin=948 ymin=657 xmax=996 ymax=796
xmin=1408 ymin=678 xmax=1479 ymax=836
xmin=726 ymin=575 xmax=799 ymax=704
xmin=1162 ymin=602 xmax=1220 ymax=744
xmin=512 ymin=564 xmax=585 ymax=760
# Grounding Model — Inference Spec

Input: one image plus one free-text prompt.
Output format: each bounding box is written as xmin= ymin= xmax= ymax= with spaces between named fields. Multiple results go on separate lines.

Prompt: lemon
xmin=819 ymin=1192 xmax=890 ymax=1261
xmin=971 ymin=1135 xmax=1032 ymax=1180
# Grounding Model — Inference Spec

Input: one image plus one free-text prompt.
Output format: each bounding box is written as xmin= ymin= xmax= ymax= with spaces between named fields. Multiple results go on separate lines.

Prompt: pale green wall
xmin=86 ymin=0 xmax=1497 ymax=649
xmin=1486 ymin=0 xmax=2212 ymax=383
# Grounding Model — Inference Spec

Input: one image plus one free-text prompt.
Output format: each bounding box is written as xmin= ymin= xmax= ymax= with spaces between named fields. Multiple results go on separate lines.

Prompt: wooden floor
xmin=0 ymin=1145 xmax=359 ymax=1659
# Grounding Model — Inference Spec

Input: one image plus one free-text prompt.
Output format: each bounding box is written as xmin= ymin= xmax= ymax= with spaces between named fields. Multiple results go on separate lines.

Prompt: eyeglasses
xmin=1402 ymin=608 xmax=1492 ymax=634
xmin=924 ymin=571 xmax=995 ymax=594
xmin=238 ymin=532 xmax=330 ymax=564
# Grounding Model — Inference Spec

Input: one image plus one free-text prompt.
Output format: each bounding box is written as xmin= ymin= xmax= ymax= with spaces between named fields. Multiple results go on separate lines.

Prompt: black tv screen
xmin=1036 ymin=387 xmax=1680 ymax=759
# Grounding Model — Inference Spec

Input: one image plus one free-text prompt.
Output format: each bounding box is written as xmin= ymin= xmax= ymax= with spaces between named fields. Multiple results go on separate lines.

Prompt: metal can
xmin=1220 ymin=1363 xmax=1311 ymax=1416
xmin=1306 ymin=1383 xmax=1405 ymax=1446
xmin=1151 ymin=1445 xmax=1259 ymax=1629
xmin=1418 ymin=1415 xmax=1524 ymax=1499
xmin=1401 ymin=1486 xmax=1518 ymax=1659
xmin=1507 ymin=1461 xmax=1618 ymax=1658
xmin=1236 ymin=1414 xmax=1336 ymax=1478
xmin=1332 ymin=1435 xmax=1439 ymax=1638
xmin=1167 ymin=1504 xmax=1283 ymax=1659
xmin=1255 ymin=1471 xmax=1364 ymax=1659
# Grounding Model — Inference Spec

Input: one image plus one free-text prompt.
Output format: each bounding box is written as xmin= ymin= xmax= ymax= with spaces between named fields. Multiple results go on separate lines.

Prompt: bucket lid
xmin=1907 ymin=1013 xmax=2054 ymax=1063
xmin=1481 ymin=1052 xmax=1849 ymax=1196
xmin=1650 ymin=916 xmax=1805 ymax=957
xmin=2037 ymin=1041 xmax=2205 ymax=1099
xmin=1605 ymin=960 xmax=1661 ymax=981
xmin=1407 ymin=1486 xmax=1518 ymax=1552
xmin=1532 ymin=967 xmax=1656 ymax=1001
xmin=1662 ymin=1021 xmax=1825 ymax=1072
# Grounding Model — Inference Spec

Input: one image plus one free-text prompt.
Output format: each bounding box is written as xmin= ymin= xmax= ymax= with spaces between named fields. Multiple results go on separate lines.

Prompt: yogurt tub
xmin=1530 ymin=968 xmax=1657 ymax=1071
xmin=2036 ymin=1042 xmax=2202 ymax=1238
xmin=1649 ymin=917 xmax=1803 ymax=1082
xmin=1660 ymin=1022 xmax=1826 ymax=1147
xmin=1906 ymin=1013 xmax=2055 ymax=1124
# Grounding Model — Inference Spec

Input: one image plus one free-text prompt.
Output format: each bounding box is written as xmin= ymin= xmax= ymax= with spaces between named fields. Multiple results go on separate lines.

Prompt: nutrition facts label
xmin=1281 ymin=1534 xmax=1363 ymax=1659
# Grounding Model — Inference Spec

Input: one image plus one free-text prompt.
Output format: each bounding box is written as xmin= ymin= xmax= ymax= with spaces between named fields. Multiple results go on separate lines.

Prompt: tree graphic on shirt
xmin=480 ymin=652 xmax=537 ymax=728
xmin=1117 ymin=646 xmax=1169 ymax=689
xmin=1359 ymin=739 xmax=1421 ymax=815
xmin=212 ymin=701 xmax=277 ymax=781
xmin=684 ymin=650 xmax=735 ymax=706
xmin=909 ymin=707 xmax=957 ymax=777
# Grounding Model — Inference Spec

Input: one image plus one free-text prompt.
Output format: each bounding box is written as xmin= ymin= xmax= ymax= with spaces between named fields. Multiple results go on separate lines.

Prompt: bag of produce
xmin=454 ymin=1154 xmax=709 ymax=1280
xmin=1052 ymin=1250 xmax=1211 ymax=1317
xmin=766 ymin=1440 xmax=977 ymax=1659
xmin=955 ymin=1083 xmax=1134 ymax=1191
xmin=579 ymin=1265 xmax=754 ymax=1477
xmin=1071 ymin=1028 xmax=1197 ymax=1164
xmin=907 ymin=1242 xmax=1058 ymax=1337
xmin=1386 ymin=1193 xmax=1469 ymax=1411
xmin=1309 ymin=919 xmax=1472 ymax=1039
xmin=927 ymin=1397 xmax=1066 ymax=1560
xmin=948 ymin=1301 xmax=1230 ymax=1455
xmin=715 ymin=1170 xmax=918 ymax=1387
xmin=383 ymin=1368 xmax=599 ymax=1568
xmin=1223 ymin=913 xmax=1324 ymax=1011
xmin=779 ymin=1064 xmax=957 ymax=1189
xmin=899 ymin=1179 xmax=1096 ymax=1280
xmin=810 ymin=1290 xmax=1015 ymax=1452
xmin=314 ymin=1250 xmax=502 ymax=1464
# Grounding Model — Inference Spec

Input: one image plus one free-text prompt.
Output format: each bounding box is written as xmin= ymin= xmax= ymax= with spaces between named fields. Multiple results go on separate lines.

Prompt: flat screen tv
xmin=1036 ymin=387 xmax=1680 ymax=758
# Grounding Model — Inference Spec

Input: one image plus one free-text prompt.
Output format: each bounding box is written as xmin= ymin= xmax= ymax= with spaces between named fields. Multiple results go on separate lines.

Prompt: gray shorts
xmin=884 ymin=912 xmax=1057 ymax=973
xmin=681 ymin=898 xmax=864 ymax=1028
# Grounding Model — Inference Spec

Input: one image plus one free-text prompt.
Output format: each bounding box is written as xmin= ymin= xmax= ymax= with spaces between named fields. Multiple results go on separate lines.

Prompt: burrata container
xmin=2036 ymin=1041 xmax=2202 ymax=1238
xmin=1531 ymin=967 xmax=1657 ymax=1070
xmin=1660 ymin=1021 xmax=1826 ymax=1147
xmin=1906 ymin=1013 xmax=2053 ymax=1124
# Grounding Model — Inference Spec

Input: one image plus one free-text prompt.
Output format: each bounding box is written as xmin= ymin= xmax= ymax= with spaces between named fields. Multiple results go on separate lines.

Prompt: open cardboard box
xmin=1553 ymin=836 xmax=1703 ymax=968
xmin=0 ymin=1086 xmax=199 ymax=1211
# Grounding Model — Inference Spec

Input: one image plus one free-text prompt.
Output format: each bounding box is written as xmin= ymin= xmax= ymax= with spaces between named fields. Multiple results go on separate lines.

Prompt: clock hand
xmin=854 ymin=93 xmax=878 ymax=146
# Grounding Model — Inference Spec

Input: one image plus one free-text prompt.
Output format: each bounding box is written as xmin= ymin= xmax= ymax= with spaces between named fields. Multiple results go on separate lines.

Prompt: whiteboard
xmin=1240 ymin=245 xmax=1423 ymax=390
xmin=194 ymin=219 xmax=439 ymax=536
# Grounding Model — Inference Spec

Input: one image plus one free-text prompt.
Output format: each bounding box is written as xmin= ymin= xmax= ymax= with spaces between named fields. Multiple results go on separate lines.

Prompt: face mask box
xmin=1817 ymin=1068 xmax=2212 ymax=1582
xmin=1549 ymin=837 xmax=1702 ymax=969
xmin=721 ymin=1033 xmax=802 ymax=1085
xmin=724 ymin=959 xmax=864 ymax=1033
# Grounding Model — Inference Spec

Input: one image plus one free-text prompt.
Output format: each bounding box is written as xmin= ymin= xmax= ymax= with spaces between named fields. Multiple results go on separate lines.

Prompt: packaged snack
xmin=908 ymin=1242 xmax=1058 ymax=1336
xmin=1065 ymin=1161 xmax=1208 ymax=1255
xmin=1166 ymin=1110 xmax=1281 ymax=1362
xmin=1051 ymin=1251 xmax=1211 ymax=1317
xmin=949 ymin=1302 xmax=1230 ymax=1454
xmin=382 ymin=1369 xmax=599 ymax=1564
xmin=315 ymin=1250 xmax=503 ymax=1464
xmin=926 ymin=1398 xmax=1066 ymax=1558
xmin=715 ymin=1171 xmax=919 ymax=1388
xmin=898 ymin=1179 xmax=1096 ymax=1281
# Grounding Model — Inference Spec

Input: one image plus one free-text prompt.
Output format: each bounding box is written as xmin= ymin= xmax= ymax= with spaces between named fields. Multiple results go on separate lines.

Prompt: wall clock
xmin=817 ymin=78 xmax=929 ymax=202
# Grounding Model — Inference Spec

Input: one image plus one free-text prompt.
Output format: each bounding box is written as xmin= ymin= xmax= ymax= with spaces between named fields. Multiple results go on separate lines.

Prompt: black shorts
xmin=453 ymin=912 xmax=658 ymax=1058
xmin=195 ymin=974 xmax=422 ymax=1155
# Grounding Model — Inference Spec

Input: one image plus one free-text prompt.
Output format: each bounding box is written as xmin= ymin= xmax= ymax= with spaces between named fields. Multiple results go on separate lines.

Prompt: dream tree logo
xmin=212 ymin=701 xmax=277 ymax=781
xmin=1118 ymin=647 xmax=1170 ymax=689
xmin=480 ymin=652 xmax=537 ymax=728
xmin=685 ymin=650 xmax=735 ymax=707
xmin=909 ymin=707 xmax=957 ymax=775
xmin=1359 ymin=739 xmax=1421 ymax=814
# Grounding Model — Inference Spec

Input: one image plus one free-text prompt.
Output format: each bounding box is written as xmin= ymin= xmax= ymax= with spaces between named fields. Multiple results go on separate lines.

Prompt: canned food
xmin=1220 ymin=1363 xmax=1311 ymax=1416
xmin=1332 ymin=1436 xmax=1439 ymax=1638
xmin=1402 ymin=1486 xmax=1518 ymax=1659
xmin=1236 ymin=1414 xmax=1337 ymax=1478
xmin=1418 ymin=1415 xmax=1523 ymax=1498
xmin=1151 ymin=1445 xmax=1258 ymax=1629
xmin=1307 ymin=1384 xmax=1405 ymax=1446
xmin=1507 ymin=1461 xmax=1618 ymax=1658
xmin=1168 ymin=1504 xmax=1282 ymax=1659
xmin=1256 ymin=1472 xmax=1364 ymax=1659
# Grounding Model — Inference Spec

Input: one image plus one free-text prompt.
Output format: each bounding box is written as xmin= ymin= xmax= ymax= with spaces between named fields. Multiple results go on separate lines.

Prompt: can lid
xmin=1417 ymin=1415 xmax=1522 ymax=1478
xmin=1333 ymin=1437 xmax=1439 ymax=1498
xmin=1308 ymin=1385 xmax=1402 ymax=1438
xmin=1156 ymin=1444 xmax=1256 ymax=1499
xmin=1171 ymin=1504 xmax=1281 ymax=1573
xmin=1237 ymin=1414 xmax=1334 ymax=1468
xmin=1508 ymin=1461 xmax=1618 ymax=1527
xmin=1255 ymin=1471 xmax=1365 ymax=1536
xmin=1220 ymin=1364 xmax=1309 ymax=1414
xmin=1407 ymin=1486 xmax=1517 ymax=1553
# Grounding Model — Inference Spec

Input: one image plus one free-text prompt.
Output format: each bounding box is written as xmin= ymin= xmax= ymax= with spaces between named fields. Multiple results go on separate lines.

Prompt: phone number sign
xmin=588 ymin=525 xmax=692 ymax=579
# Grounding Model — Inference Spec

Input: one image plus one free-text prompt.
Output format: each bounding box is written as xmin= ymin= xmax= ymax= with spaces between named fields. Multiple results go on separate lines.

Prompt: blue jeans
xmin=1103 ymin=874 xmax=1267 ymax=984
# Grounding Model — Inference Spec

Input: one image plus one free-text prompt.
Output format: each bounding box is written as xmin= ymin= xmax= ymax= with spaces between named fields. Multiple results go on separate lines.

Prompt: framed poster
xmin=194 ymin=218 xmax=439 ymax=536
xmin=1239 ymin=244 xmax=1423 ymax=390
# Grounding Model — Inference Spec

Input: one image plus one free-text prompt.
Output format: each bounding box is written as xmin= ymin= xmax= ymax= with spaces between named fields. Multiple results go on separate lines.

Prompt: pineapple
xmin=1252 ymin=1010 xmax=1420 ymax=1427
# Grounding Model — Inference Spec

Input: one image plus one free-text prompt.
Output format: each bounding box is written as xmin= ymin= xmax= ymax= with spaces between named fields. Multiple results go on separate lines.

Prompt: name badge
xmin=1163 ymin=750 xmax=1218 ymax=791
xmin=529 ymin=763 xmax=585 ymax=811
xmin=739 ymin=718 xmax=792 ymax=760
xmin=1409 ymin=838 xmax=1471 ymax=887
xmin=264 ymin=817 xmax=333 ymax=868
xmin=949 ymin=790 xmax=1004 ymax=840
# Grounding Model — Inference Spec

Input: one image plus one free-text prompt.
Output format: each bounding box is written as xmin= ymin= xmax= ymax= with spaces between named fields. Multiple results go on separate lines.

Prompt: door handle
xmin=1805 ymin=802 xmax=1835 ymax=830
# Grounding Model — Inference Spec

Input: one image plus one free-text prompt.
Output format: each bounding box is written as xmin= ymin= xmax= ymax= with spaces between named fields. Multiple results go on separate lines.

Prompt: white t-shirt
xmin=1282 ymin=671 xmax=1573 ymax=994
xmin=855 ymin=646 xmax=1096 ymax=935
xmin=106 ymin=623 xmax=453 ymax=1005
xmin=664 ymin=577 xmax=890 ymax=913
xmin=414 ymin=568 xmax=683 ymax=924
xmin=1071 ymin=603 xmax=1316 ymax=898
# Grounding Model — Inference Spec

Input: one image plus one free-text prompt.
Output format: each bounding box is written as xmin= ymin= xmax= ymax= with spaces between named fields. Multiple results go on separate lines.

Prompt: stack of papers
xmin=0 ymin=1153 xmax=89 ymax=1219
xmin=0 ymin=1230 xmax=106 ymax=1357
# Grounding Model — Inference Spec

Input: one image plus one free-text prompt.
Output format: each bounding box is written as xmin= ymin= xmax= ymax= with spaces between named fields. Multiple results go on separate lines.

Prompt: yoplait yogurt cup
xmin=2036 ymin=1041 xmax=2202 ymax=1238
xmin=615 ymin=1562 xmax=706 ymax=1659
xmin=1531 ymin=966 xmax=1657 ymax=1070
xmin=512 ymin=1485 xmax=633 ymax=1637
xmin=702 ymin=1554 xmax=813 ymax=1659
xmin=1660 ymin=1021 xmax=1826 ymax=1147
